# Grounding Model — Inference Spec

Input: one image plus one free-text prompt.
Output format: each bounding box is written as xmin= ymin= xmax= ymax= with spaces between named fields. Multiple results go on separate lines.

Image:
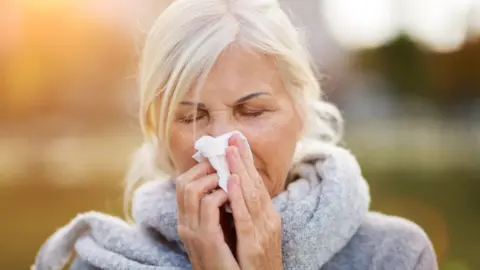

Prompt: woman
xmin=34 ymin=0 xmax=438 ymax=269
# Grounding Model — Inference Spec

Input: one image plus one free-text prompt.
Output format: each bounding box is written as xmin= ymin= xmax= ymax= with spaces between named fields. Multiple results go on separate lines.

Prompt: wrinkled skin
xmin=172 ymin=48 xmax=302 ymax=270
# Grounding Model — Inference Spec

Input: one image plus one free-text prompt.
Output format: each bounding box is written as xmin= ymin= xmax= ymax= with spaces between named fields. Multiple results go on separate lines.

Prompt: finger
xmin=228 ymin=135 xmax=267 ymax=196
xmin=184 ymin=173 xmax=219 ymax=229
xmin=226 ymin=146 xmax=252 ymax=191
xmin=228 ymin=134 xmax=256 ymax=179
xmin=227 ymin=174 xmax=254 ymax=235
xmin=177 ymin=160 xmax=214 ymax=186
xmin=199 ymin=189 xmax=228 ymax=231
xmin=226 ymin=146 xmax=263 ymax=218
xmin=176 ymin=161 xmax=214 ymax=225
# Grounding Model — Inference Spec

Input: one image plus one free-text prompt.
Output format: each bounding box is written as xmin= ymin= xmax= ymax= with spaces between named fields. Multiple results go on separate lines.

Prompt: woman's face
xmin=168 ymin=48 xmax=302 ymax=197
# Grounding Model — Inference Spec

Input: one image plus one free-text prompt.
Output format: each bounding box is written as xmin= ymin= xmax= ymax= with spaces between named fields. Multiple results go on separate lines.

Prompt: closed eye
xmin=236 ymin=104 xmax=267 ymax=119
xmin=241 ymin=110 xmax=265 ymax=118
xmin=178 ymin=110 xmax=208 ymax=124
xmin=178 ymin=115 xmax=203 ymax=124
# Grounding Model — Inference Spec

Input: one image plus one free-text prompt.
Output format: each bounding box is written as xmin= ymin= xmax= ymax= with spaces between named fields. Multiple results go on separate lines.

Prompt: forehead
xmin=184 ymin=48 xmax=285 ymax=101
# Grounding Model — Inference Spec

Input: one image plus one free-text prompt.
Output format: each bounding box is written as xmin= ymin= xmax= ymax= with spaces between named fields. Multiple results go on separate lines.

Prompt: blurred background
xmin=1 ymin=0 xmax=479 ymax=269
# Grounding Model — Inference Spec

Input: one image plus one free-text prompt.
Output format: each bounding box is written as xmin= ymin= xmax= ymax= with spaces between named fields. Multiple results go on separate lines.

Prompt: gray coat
xmin=322 ymin=212 xmax=436 ymax=270
xmin=35 ymin=145 xmax=437 ymax=270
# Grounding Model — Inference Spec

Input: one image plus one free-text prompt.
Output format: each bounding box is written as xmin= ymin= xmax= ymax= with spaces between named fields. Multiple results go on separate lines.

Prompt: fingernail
xmin=229 ymin=135 xmax=238 ymax=146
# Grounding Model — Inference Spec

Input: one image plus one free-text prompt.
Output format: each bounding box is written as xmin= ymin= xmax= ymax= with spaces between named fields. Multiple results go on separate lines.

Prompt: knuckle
xmin=237 ymin=220 xmax=254 ymax=234
xmin=254 ymin=175 xmax=264 ymax=186
xmin=176 ymin=175 xmax=187 ymax=186
xmin=184 ymin=182 xmax=194 ymax=193
xmin=185 ymin=182 xmax=200 ymax=197
xmin=249 ymin=189 xmax=261 ymax=203
xmin=250 ymin=244 xmax=266 ymax=257
xmin=201 ymin=183 xmax=213 ymax=195
xmin=236 ymin=212 xmax=251 ymax=224
xmin=201 ymin=193 xmax=215 ymax=206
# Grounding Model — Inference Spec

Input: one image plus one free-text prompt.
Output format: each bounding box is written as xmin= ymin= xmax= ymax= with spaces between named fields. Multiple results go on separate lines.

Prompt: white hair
xmin=124 ymin=0 xmax=343 ymax=217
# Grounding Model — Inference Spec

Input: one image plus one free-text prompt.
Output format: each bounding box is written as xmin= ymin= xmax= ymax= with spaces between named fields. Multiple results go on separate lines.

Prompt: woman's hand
xmin=226 ymin=134 xmax=284 ymax=270
xmin=176 ymin=161 xmax=240 ymax=270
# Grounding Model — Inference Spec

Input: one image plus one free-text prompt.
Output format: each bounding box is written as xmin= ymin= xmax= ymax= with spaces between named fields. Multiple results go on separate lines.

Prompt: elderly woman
xmin=35 ymin=0 xmax=437 ymax=269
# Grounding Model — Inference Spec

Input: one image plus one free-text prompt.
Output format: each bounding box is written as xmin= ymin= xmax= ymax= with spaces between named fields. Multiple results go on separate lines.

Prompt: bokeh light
xmin=321 ymin=0 xmax=479 ymax=52
xmin=321 ymin=0 xmax=399 ymax=50
xmin=402 ymin=0 xmax=472 ymax=53
xmin=0 ymin=0 xmax=478 ymax=269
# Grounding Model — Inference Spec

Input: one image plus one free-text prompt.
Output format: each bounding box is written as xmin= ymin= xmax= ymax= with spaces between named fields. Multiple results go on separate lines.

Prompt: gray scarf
xmin=34 ymin=144 xmax=370 ymax=270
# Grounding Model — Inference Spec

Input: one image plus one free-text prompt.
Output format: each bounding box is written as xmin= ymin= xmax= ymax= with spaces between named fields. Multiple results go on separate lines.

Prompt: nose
xmin=208 ymin=112 xmax=236 ymax=137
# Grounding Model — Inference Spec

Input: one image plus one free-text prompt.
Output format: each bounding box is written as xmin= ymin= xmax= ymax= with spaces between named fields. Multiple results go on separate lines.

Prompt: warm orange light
xmin=1 ymin=0 xmax=133 ymax=117
xmin=19 ymin=0 xmax=76 ymax=12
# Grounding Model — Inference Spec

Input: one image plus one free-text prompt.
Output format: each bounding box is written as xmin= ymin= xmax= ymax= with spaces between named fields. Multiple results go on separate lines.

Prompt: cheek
xmin=242 ymin=110 xmax=301 ymax=195
xmin=168 ymin=127 xmax=197 ymax=174
xmin=247 ymin=109 xmax=301 ymax=156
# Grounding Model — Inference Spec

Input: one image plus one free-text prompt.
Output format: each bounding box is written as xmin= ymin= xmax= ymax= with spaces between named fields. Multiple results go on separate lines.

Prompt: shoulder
xmin=323 ymin=212 xmax=438 ymax=270
xmin=357 ymin=212 xmax=432 ymax=248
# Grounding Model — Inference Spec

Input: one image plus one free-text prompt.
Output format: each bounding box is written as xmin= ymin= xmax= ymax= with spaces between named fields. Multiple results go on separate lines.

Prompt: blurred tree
xmin=1 ymin=0 xmax=135 ymax=126
xmin=357 ymin=36 xmax=480 ymax=113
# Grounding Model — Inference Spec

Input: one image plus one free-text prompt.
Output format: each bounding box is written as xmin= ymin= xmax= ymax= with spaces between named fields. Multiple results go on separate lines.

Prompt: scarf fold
xmin=34 ymin=144 xmax=370 ymax=270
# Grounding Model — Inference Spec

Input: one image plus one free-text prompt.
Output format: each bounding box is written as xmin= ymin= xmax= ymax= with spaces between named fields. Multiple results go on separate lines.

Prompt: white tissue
xmin=192 ymin=131 xmax=250 ymax=193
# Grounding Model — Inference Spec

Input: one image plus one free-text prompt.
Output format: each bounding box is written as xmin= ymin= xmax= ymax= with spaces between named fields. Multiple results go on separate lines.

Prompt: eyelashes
xmin=178 ymin=114 xmax=205 ymax=124
xmin=178 ymin=106 xmax=267 ymax=124
xmin=241 ymin=109 xmax=265 ymax=118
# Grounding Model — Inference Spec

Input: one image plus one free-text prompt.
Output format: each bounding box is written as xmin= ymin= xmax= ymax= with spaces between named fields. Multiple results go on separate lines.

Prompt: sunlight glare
xmin=321 ymin=0 xmax=399 ymax=50
xmin=402 ymin=0 xmax=472 ymax=53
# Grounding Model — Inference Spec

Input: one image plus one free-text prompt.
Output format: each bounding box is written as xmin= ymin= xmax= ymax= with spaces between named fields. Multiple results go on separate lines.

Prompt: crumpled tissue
xmin=192 ymin=131 xmax=251 ymax=193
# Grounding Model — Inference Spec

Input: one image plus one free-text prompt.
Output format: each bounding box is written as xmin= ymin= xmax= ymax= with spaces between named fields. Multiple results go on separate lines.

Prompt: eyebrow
xmin=178 ymin=101 xmax=207 ymax=109
xmin=235 ymin=92 xmax=270 ymax=104
xmin=179 ymin=92 xmax=270 ymax=109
